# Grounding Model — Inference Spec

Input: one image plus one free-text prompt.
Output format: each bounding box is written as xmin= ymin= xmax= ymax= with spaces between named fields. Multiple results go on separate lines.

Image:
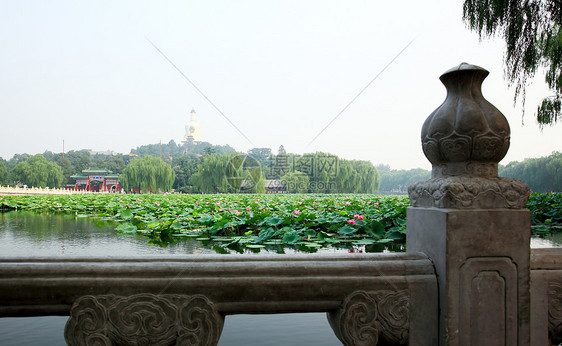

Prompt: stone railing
xmin=531 ymin=249 xmax=562 ymax=345
xmin=0 ymin=254 xmax=438 ymax=345
xmin=0 ymin=185 xmax=75 ymax=195
xmin=0 ymin=186 xmax=102 ymax=196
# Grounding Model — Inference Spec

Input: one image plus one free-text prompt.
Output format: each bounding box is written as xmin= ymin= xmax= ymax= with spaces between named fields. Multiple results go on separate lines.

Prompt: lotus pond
xmin=1 ymin=192 xmax=560 ymax=252
xmin=0 ymin=193 xmax=411 ymax=253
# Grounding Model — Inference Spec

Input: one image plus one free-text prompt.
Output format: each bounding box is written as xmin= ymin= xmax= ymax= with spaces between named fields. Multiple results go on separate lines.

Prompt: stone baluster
xmin=407 ymin=63 xmax=531 ymax=345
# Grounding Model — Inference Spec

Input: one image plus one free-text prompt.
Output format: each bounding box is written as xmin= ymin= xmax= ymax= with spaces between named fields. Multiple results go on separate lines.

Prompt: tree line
xmin=0 ymin=142 xmax=380 ymax=194
xmin=373 ymin=151 xmax=562 ymax=194
xmin=499 ymin=151 xmax=561 ymax=193
xmin=1 ymin=142 xmax=559 ymax=194
xmin=376 ymin=165 xmax=431 ymax=194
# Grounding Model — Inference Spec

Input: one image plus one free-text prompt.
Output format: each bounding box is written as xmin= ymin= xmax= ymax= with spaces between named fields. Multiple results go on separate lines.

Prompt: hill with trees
xmin=2 ymin=140 xmax=558 ymax=194
xmin=500 ymin=151 xmax=561 ymax=192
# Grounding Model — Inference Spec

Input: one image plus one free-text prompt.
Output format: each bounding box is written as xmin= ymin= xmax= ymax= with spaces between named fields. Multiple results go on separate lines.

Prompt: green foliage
xmin=335 ymin=160 xmax=380 ymax=193
xmin=463 ymin=0 xmax=561 ymax=126
xmin=500 ymin=151 xmax=562 ymax=192
xmin=281 ymin=171 xmax=310 ymax=193
xmin=247 ymin=148 xmax=272 ymax=166
xmin=120 ymin=156 xmax=175 ymax=193
xmin=527 ymin=192 xmax=562 ymax=225
xmin=246 ymin=168 xmax=266 ymax=194
xmin=188 ymin=154 xmax=230 ymax=193
xmin=0 ymin=193 xmax=410 ymax=251
xmin=377 ymin=165 xmax=431 ymax=193
xmin=0 ymin=160 xmax=7 ymax=185
xmin=527 ymin=192 xmax=562 ymax=237
xmin=130 ymin=139 xmax=183 ymax=160
xmin=172 ymin=155 xmax=201 ymax=193
xmin=9 ymin=154 xmax=64 ymax=188
xmin=1 ymin=192 xmax=560 ymax=251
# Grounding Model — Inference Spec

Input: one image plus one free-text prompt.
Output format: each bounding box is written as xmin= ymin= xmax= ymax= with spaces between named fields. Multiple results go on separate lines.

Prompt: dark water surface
xmin=0 ymin=211 xmax=345 ymax=345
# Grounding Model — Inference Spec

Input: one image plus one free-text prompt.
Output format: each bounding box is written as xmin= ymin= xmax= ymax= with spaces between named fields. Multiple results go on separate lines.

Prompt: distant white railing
xmin=0 ymin=186 xmax=119 ymax=195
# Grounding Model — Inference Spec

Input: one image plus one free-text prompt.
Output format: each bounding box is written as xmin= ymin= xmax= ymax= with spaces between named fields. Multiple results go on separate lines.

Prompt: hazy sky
xmin=1 ymin=0 xmax=560 ymax=170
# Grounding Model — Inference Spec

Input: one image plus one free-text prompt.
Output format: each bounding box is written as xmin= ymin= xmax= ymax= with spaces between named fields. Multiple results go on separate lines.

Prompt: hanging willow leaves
xmin=463 ymin=0 xmax=561 ymax=126
xmin=120 ymin=156 xmax=175 ymax=193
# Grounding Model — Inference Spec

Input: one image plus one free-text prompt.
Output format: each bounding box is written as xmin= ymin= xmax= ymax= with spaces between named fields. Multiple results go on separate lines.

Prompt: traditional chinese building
xmin=69 ymin=169 xmax=121 ymax=192
xmin=181 ymin=108 xmax=203 ymax=145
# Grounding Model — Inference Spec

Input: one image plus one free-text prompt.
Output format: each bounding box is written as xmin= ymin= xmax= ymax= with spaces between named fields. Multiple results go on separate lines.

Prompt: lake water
xmin=0 ymin=211 xmax=347 ymax=345
xmin=0 ymin=211 xmax=559 ymax=345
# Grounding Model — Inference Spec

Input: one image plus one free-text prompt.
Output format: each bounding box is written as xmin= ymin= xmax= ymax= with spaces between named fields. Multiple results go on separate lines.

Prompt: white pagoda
xmin=181 ymin=108 xmax=203 ymax=144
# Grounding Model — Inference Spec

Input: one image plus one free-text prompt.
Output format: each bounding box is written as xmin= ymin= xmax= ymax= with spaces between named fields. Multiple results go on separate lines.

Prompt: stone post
xmin=407 ymin=63 xmax=531 ymax=345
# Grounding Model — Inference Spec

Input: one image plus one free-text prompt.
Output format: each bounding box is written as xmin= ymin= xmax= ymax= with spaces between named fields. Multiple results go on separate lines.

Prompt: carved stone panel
xmin=64 ymin=294 xmax=224 ymax=346
xmin=327 ymin=289 xmax=409 ymax=346
xmin=459 ymin=257 xmax=518 ymax=346
xmin=408 ymin=175 xmax=530 ymax=209
xmin=549 ymin=282 xmax=562 ymax=345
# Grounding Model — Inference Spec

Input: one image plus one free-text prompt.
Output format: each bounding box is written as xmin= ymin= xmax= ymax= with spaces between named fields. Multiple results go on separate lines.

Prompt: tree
xmin=64 ymin=150 xmax=92 ymax=174
xmin=55 ymin=157 xmax=74 ymax=185
xmin=499 ymin=151 xmax=562 ymax=192
xmin=334 ymin=160 xmax=380 ymax=193
xmin=188 ymin=154 xmax=230 ymax=193
xmin=7 ymin=153 xmax=30 ymax=170
xmin=245 ymin=167 xmax=266 ymax=193
xmin=9 ymin=154 xmax=64 ymax=188
xmin=105 ymin=156 xmax=128 ymax=174
xmin=172 ymin=155 xmax=201 ymax=193
xmin=281 ymin=171 xmax=310 ymax=193
xmin=248 ymin=148 xmax=272 ymax=166
xmin=378 ymin=167 xmax=431 ymax=193
xmin=0 ymin=159 xmax=7 ymax=185
xmin=463 ymin=0 xmax=561 ymax=126
xmin=120 ymin=156 xmax=175 ymax=193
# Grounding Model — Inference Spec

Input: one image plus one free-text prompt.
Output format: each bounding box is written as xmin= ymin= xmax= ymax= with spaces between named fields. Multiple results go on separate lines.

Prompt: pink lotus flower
xmin=374 ymin=202 xmax=379 ymax=207
xmin=206 ymin=202 xmax=209 ymax=205
xmin=247 ymin=207 xmax=251 ymax=212
xmin=234 ymin=209 xmax=240 ymax=215
xmin=294 ymin=210 xmax=301 ymax=215
xmin=156 ymin=203 xmax=160 ymax=207
xmin=298 ymin=202 xmax=302 ymax=205
xmin=347 ymin=219 xmax=356 ymax=225
xmin=345 ymin=201 xmax=351 ymax=205
xmin=356 ymin=215 xmax=364 ymax=221
xmin=216 ymin=202 xmax=220 ymax=206
xmin=219 ymin=208 xmax=223 ymax=212
xmin=227 ymin=208 xmax=230 ymax=212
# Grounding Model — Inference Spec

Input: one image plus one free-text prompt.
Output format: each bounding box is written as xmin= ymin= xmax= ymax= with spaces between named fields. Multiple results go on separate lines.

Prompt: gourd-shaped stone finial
xmin=409 ymin=63 xmax=529 ymax=209
xmin=422 ymin=63 xmax=510 ymax=177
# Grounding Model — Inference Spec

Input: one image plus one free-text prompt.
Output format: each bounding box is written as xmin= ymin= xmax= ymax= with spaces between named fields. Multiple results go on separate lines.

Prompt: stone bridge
xmin=0 ymin=64 xmax=560 ymax=345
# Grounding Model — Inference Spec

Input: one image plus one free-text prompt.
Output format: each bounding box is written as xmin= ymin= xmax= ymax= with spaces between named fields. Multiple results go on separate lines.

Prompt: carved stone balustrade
xmin=0 ymin=253 xmax=438 ymax=345
xmin=530 ymin=249 xmax=562 ymax=345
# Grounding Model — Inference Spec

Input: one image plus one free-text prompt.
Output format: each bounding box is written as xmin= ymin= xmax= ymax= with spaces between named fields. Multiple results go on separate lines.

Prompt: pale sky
xmin=1 ymin=0 xmax=560 ymax=170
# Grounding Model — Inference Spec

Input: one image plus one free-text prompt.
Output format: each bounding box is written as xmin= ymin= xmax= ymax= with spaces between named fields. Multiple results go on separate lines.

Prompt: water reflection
xmin=0 ymin=211 xmax=215 ymax=256
xmin=0 ymin=211 xmax=558 ymax=257
xmin=0 ymin=211 xmax=406 ymax=255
